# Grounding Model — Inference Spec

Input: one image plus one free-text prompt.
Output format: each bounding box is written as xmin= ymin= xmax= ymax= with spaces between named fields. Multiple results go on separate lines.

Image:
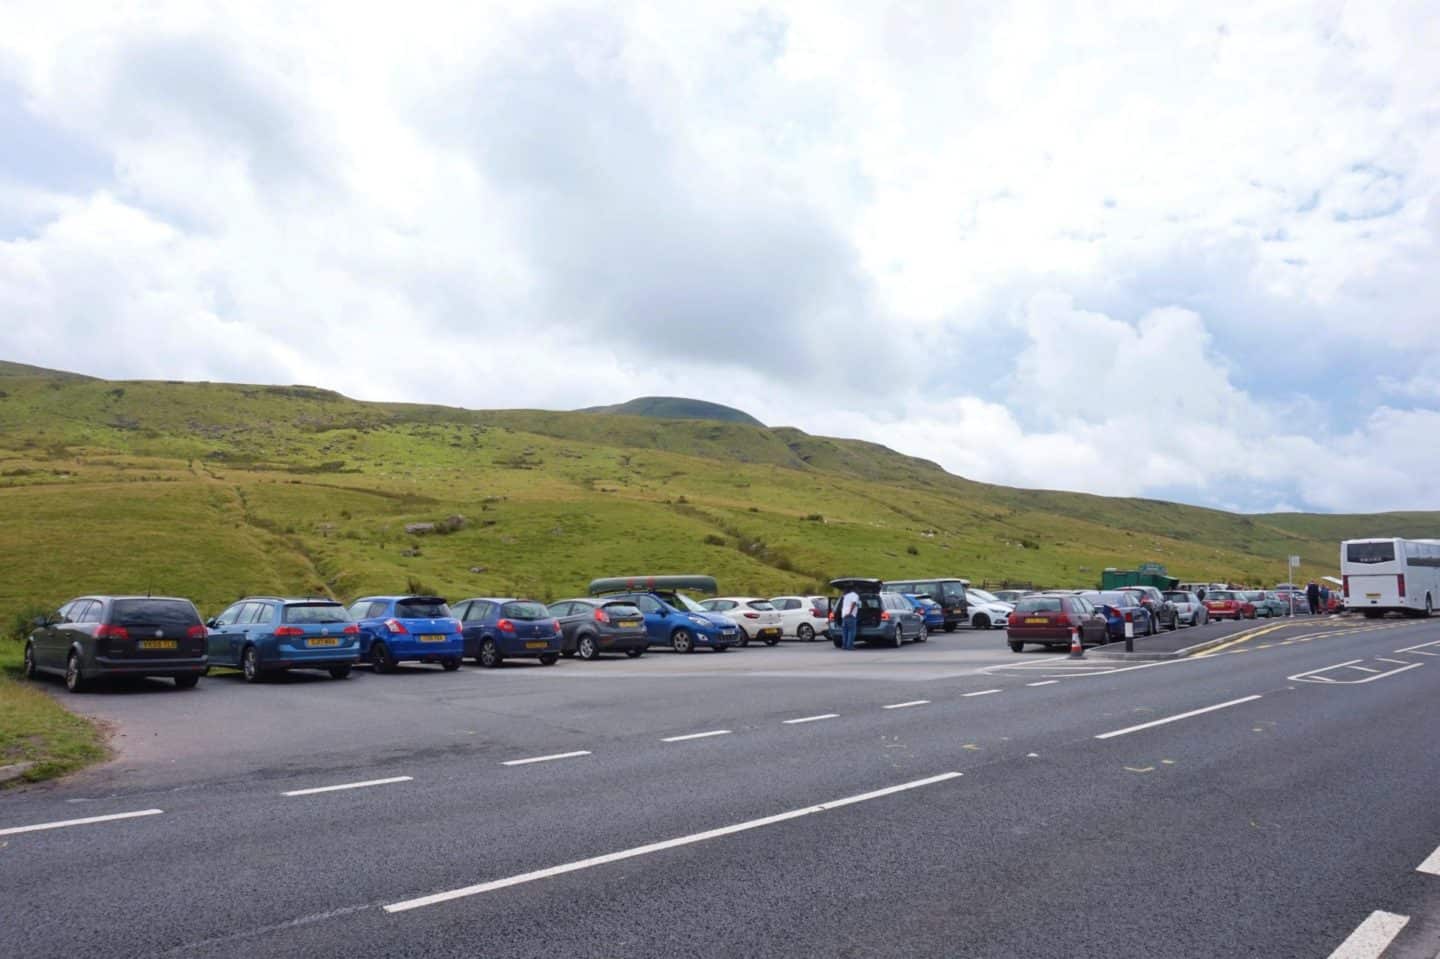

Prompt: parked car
xmin=881 ymin=577 xmax=969 ymax=631
xmin=205 ymin=597 xmax=360 ymax=682
xmin=768 ymin=595 xmax=831 ymax=642
xmin=960 ymin=587 xmax=1014 ymax=630
xmin=1162 ymin=591 xmax=1209 ymax=627
xmin=991 ymin=589 xmax=1030 ymax=604
xmin=701 ymin=597 xmax=784 ymax=646
xmin=345 ymin=595 xmax=464 ymax=672
xmin=1004 ymin=593 xmax=1108 ymax=652
xmin=548 ymin=598 xmax=649 ymax=660
xmin=1121 ymin=585 xmax=1180 ymax=631
xmin=452 ymin=598 xmax=562 ymax=667
xmin=903 ymin=594 xmax=947 ymax=631
xmin=25 ymin=595 xmax=207 ymax=692
xmin=588 ymin=576 xmax=738 ymax=653
xmin=826 ymin=578 xmax=928 ymax=648
xmin=1246 ymin=591 xmax=1290 ymax=618
xmin=1203 ymin=589 xmax=1256 ymax=621
xmin=1078 ymin=590 xmax=1157 ymax=640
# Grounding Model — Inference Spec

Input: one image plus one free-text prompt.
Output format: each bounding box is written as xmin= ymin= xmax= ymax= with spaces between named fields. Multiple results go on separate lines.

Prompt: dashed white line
xmin=500 ymin=751 xmax=592 ymax=767
xmin=1095 ymin=695 xmax=1263 ymax=740
xmin=1326 ymin=910 xmax=1409 ymax=959
xmin=963 ymin=689 xmax=1001 ymax=698
xmin=1418 ymin=842 xmax=1440 ymax=876
xmin=0 ymin=808 xmax=164 ymax=837
xmin=661 ymin=730 xmax=732 ymax=743
xmin=383 ymin=771 xmax=963 ymax=913
xmin=1026 ymin=680 xmax=1059 ymax=687
xmin=283 ymin=776 xmax=414 ymax=797
xmin=881 ymin=700 xmax=930 ymax=710
xmin=783 ymin=714 xmax=839 ymax=725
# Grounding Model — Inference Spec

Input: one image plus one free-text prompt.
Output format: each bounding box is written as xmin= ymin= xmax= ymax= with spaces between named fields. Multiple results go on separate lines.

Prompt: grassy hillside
xmin=580 ymin=396 xmax=765 ymax=427
xmin=2 ymin=369 xmax=1436 ymax=631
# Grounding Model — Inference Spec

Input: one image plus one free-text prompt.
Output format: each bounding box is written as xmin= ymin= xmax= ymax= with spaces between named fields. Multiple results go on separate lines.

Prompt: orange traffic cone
xmin=1069 ymin=627 xmax=1083 ymax=658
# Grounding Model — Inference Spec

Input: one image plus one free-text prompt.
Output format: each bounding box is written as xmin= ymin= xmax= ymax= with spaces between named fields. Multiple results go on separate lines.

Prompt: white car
xmin=768 ymin=595 xmax=831 ymax=642
xmin=700 ymin=597 xmax=784 ymax=646
xmin=963 ymin=587 xmax=1015 ymax=630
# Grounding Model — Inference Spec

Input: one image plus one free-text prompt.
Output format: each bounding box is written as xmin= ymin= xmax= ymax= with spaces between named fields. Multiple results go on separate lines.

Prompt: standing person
xmin=1196 ymin=586 xmax=1207 ymax=603
xmin=1305 ymin=581 xmax=1320 ymax=616
xmin=1319 ymin=584 xmax=1331 ymax=611
xmin=841 ymin=587 xmax=860 ymax=650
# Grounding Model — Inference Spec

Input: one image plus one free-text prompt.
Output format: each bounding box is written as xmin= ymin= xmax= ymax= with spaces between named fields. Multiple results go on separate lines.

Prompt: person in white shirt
xmin=840 ymin=589 xmax=860 ymax=650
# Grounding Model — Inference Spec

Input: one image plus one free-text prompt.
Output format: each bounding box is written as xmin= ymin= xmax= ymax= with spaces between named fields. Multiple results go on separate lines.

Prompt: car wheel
xmin=972 ymin=613 xmax=990 ymax=630
xmin=1426 ymin=595 xmax=1433 ymax=618
xmin=625 ymin=648 xmax=644 ymax=658
xmin=242 ymin=645 xmax=263 ymax=683
xmin=442 ymin=657 xmax=461 ymax=671
xmin=22 ymin=642 xmax=37 ymax=680
xmin=738 ymin=628 xmax=750 ymax=648
xmin=371 ymin=640 xmax=397 ymax=673
xmin=539 ymin=653 xmax=558 ymax=666
xmin=328 ymin=664 xmax=352 ymax=680
xmin=479 ymin=638 xmax=502 ymax=668
xmin=797 ymin=624 xmax=815 ymax=642
xmin=64 ymin=652 xmax=86 ymax=693
xmin=671 ymin=629 xmax=695 ymax=654
xmin=916 ymin=625 xmax=928 ymax=643
xmin=1008 ymin=641 xmax=1023 ymax=653
xmin=763 ymin=634 xmax=780 ymax=646
xmin=892 ymin=626 xmax=903 ymax=648
xmin=173 ymin=673 xmax=199 ymax=690
xmin=832 ymin=637 xmax=842 ymax=648
xmin=944 ymin=623 xmax=956 ymax=633
xmin=577 ymin=635 xmax=599 ymax=660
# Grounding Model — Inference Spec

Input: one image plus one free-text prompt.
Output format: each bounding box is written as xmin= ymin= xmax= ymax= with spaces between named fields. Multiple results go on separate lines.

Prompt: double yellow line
xmin=1195 ymin=620 xmax=1295 ymax=657
xmin=1196 ymin=618 xmax=1404 ymax=657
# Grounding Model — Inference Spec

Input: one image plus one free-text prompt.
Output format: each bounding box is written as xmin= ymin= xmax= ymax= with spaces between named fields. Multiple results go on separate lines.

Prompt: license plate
xmin=760 ymin=628 xmax=781 ymax=637
xmin=419 ymin=634 xmax=448 ymax=643
xmin=1365 ymin=593 xmax=1380 ymax=599
xmin=308 ymin=637 xmax=340 ymax=647
xmin=1024 ymin=618 xmax=1047 ymax=624
xmin=138 ymin=639 xmax=177 ymax=650
xmin=618 ymin=619 xmax=641 ymax=628
xmin=525 ymin=641 xmax=548 ymax=649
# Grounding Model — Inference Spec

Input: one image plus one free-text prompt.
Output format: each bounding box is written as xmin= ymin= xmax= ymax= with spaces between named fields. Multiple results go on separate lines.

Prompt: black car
xmin=24 ymin=595 xmax=208 ymax=692
xmin=1122 ymin=585 xmax=1180 ymax=631
xmin=826 ymin=578 xmax=928 ymax=648
xmin=548 ymin=598 xmax=649 ymax=660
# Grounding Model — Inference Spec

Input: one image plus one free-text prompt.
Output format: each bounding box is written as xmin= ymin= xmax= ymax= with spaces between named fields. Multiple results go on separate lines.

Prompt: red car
xmin=1203 ymin=589 xmax=1256 ymax=621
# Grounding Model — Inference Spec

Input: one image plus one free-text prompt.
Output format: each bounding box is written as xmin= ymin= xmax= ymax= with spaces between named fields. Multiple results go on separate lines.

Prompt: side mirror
xmin=31 ymin=615 xmax=50 ymax=628
xmin=205 ymin=618 xmax=219 ymax=629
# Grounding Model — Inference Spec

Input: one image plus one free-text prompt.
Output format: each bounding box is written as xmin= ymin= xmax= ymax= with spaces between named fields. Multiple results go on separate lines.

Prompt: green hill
xmin=580 ymin=396 xmax=765 ymax=426
xmin=1 ymin=366 xmax=1436 ymax=629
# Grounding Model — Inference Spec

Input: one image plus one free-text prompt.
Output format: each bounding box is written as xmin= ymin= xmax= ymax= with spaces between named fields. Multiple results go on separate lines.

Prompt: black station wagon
xmin=24 ymin=595 xmax=208 ymax=691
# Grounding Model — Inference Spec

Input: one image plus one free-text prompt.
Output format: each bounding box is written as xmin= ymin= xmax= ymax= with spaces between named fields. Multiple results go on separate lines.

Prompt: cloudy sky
xmin=2 ymin=1 xmax=1437 ymax=514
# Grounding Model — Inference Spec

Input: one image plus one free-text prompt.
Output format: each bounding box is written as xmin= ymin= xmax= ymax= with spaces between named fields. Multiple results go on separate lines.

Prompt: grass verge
xmin=0 ymin=640 xmax=108 ymax=786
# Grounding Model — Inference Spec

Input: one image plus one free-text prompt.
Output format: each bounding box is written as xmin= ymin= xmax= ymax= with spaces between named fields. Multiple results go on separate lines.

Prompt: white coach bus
xmin=1341 ymin=537 xmax=1440 ymax=618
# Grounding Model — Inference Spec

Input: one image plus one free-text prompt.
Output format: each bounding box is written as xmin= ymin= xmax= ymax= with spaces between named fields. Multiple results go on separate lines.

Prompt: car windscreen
xmin=1163 ymin=593 xmax=1190 ymax=603
xmin=282 ymin=603 xmax=350 ymax=624
xmin=501 ymin=601 xmax=550 ymax=620
xmin=811 ymin=597 xmax=830 ymax=611
xmin=111 ymin=599 xmax=200 ymax=627
xmin=663 ymin=592 xmax=708 ymax=613
xmin=396 ymin=598 xmax=452 ymax=618
xmin=1093 ymin=592 xmax=1133 ymax=605
xmin=967 ymin=588 xmax=998 ymax=604
xmin=1015 ymin=596 xmax=1062 ymax=612
xmin=1346 ymin=541 xmax=1396 ymax=564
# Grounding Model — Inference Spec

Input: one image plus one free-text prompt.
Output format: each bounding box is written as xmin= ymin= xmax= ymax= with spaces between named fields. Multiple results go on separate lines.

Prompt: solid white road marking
xmin=963 ymin=689 xmax=1001 ymax=697
xmin=1326 ymin=910 xmax=1410 ymax=959
xmin=0 ymin=808 xmax=164 ymax=837
xmin=1347 ymin=665 xmax=1381 ymax=674
xmin=783 ymin=714 xmax=839 ymax=725
xmin=1418 ymin=842 xmax=1440 ymax=876
xmin=661 ymin=730 xmax=732 ymax=742
xmin=881 ymin=700 xmax=930 ymax=710
xmin=1095 ymin=696 xmax=1263 ymax=740
xmin=383 ymin=772 xmax=963 ymax=913
xmin=283 ymin=776 xmax=414 ymax=797
xmin=501 ymin=751 xmax=592 ymax=767
xmin=1026 ymin=680 xmax=1059 ymax=687
xmin=1395 ymin=640 xmax=1440 ymax=654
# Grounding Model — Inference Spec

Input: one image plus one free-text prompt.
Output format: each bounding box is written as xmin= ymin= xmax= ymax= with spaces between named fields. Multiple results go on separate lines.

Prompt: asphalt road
xmin=4 ymin=615 xmax=1438 ymax=958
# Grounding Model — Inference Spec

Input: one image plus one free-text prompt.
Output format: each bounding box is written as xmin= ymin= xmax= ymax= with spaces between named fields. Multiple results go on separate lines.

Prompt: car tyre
xmin=832 ymin=637 xmax=842 ymax=648
xmin=242 ymin=645 xmax=264 ymax=683
xmin=972 ymin=613 xmax=990 ymax=630
xmin=577 ymin=635 xmax=599 ymax=660
xmin=916 ymin=625 xmax=928 ymax=643
xmin=173 ymin=673 xmax=200 ymax=690
xmin=22 ymin=641 xmax=37 ymax=680
xmin=1008 ymin=640 xmax=1023 ymax=653
xmin=64 ymin=652 xmax=86 ymax=693
xmin=442 ymin=657 xmax=461 ymax=671
xmin=797 ymin=624 xmax=815 ymax=642
xmin=763 ymin=634 xmax=780 ymax=647
xmin=328 ymin=664 xmax=352 ymax=680
xmin=892 ymin=626 xmax=903 ymax=648
xmin=539 ymin=653 xmax=558 ymax=666
xmin=479 ymin=638 xmax=502 ymax=668
xmin=737 ymin=628 xmax=750 ymax=648
xmin=625 ymin=647 xmax=644 ymax=658
xmin=671 ymin=629 xmax=695 ymax=654
xmin=372 ymin=640 xmax=397 ymax=674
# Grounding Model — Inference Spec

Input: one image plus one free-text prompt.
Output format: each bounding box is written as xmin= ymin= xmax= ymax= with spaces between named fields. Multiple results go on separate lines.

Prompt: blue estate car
xmin=206 ymin=597 xmax=360 ymax=682
xmin=1078 ymin=590 xmax=1155 ymax=641
xmin=452 ymin=597 xmax=563 ymax=668
xmin=904 ymin=594 xmax=947 ymax=632
xmin=345 ymin=595 xmax=464 ymax=672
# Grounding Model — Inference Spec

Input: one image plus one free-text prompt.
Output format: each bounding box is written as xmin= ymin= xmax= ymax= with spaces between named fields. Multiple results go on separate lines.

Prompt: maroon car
xmin=1006 ymin=593 xmax=1108 ymax=652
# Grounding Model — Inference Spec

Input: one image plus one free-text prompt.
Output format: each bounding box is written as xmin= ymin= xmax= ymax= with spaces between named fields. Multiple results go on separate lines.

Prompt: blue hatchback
xmin=207 ymin=597 xmax=361 ymax=682
xmin=345 ymin=595 xmax=464 ymax=672
xmin=903 ymin=594 xmax=946 ymax=632
xmin=1079 ymin=590 xmax=1154 ymax=641
xmin=452 ymin=598 xmax=563 ymax=668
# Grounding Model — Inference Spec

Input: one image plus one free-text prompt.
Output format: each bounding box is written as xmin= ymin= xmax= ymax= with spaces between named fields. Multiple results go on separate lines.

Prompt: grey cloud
xmin=0 ymin=67 xmax=111 ymax=198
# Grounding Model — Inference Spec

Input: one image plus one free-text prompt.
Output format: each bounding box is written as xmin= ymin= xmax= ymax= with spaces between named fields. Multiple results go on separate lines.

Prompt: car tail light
xmin=497 ymin=619 xmax=516 ymax=633
xmin=1123 ymin=611 xmax=1133 ymax=622
xmin=384 ymin=618 xmax=408 ymax=634
xmin=187 ymin=625 xmax=207 ymax=639
xmin=744 ymin=612 xmax=759 ymax=619
xmin=96 ymin=624 xmax=129 ymax=640
xmin=828 ymin=612 xmax=835 ymax=622
xmin=593 ymin=608 xmax=610 ymax=623
xmin=1398 ymin=574 xmax=1406 ymax=598
xmin=343 ymin=624 xmax=360 ymax=634
xmin=879 ymin=610 xmax=891 ymax=621
xmin=1055 ymin=614 xmax=1070 ymax=626
xmin=811 ymin=608 xmax=827 ymax=618
xmin=552 ymin=619 xmax=562 ymax=633
xmin=275 ymin=626 xmax=304 ymax=637
xmin=1342 ymin=575 xmax=1349 ymax=597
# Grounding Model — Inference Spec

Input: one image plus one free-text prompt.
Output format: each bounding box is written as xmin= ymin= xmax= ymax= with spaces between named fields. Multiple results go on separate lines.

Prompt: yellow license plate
xmin=1365 ymin=593 xmax=1381 ymax=599
xmin=308 ymin=637 xmax=340 ymax=647
xmin=618 ymin=619 xmax=641 ymax=628
xmin=525 ymin=641 xmax=548 ymax=649
xmin=138 ymin=639 xmax=178 ymax=650
xmin=1024 ymin=617 xmax=1047 ymax=624
xmin=419 ymin=634 xmax=449 ymax=643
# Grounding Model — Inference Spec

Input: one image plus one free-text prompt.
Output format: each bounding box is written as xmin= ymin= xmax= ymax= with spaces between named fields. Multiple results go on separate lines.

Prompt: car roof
xmin=352 ymin=595 xmax=448 ymax=603
xmin=71 ymin=595 xmax=194 ymax=603
xmin=589 ymin=575 xmax=718 ymax=596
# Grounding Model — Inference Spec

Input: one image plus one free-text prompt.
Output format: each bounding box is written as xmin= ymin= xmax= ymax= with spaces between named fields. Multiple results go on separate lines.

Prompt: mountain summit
xmin=580 ymin=396 xmax=764 ymax=427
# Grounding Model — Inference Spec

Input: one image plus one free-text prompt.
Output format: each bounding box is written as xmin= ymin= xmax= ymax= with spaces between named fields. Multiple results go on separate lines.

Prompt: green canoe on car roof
xmin=588 ymin=575 xmax=719 ymax=596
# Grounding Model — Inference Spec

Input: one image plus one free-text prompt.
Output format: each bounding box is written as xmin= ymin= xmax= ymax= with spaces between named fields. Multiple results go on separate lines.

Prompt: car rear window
xmin=811 ymin=597 xmax=830 ymax=611
xmin=1016 ymin=596 xmax=1062 ymax=612
xmin=283 ymin=603 xmax=350 ymax=624
xmin=602 ymin=602 xmax=641 ymax=617
xmin=746 ymin=601 xmax=776 ymax=611
xmin=501 ymin=601 xmax=550 ymax=620
xmin=1163 ymin=592 xmax=1188 ymax=602
xmin=110 ymin=599 xmax=200 ymax=627
xmin=396 ymin=598 xmax=451 ymax=618
xmin=1210 ymin=591 xmax=1235 ymax=600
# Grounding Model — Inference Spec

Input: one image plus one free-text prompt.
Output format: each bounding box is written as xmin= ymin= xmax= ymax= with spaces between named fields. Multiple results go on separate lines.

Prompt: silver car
xmin=1163 ymin=591 xmax=1209 ymax=627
